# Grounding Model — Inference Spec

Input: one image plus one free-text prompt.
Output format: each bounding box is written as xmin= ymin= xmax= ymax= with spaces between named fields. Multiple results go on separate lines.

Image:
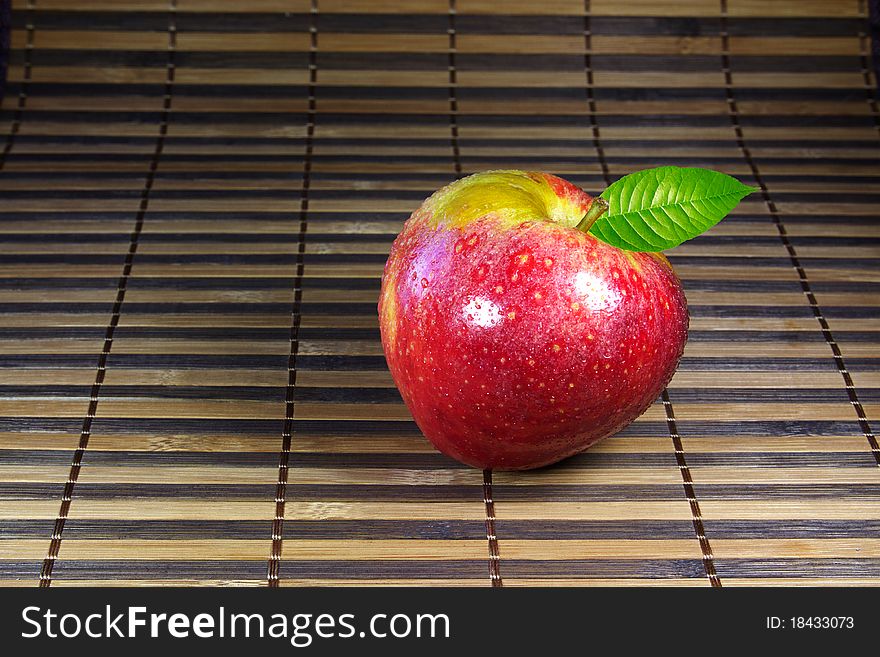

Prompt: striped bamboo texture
xmin=0 ymin=0 xmax=879 ymax=587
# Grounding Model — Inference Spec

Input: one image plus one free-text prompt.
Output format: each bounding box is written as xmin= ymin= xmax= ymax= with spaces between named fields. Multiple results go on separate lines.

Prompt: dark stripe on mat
xmin=47 ymin=559 xmax=706 ymax=580
xmin=5 ymin=483 xmax=880 ymax=502
xmin=10 ymin=519 xmax=880 ymax=540
xmin=3 ymin=450 xmax=878 ymax=470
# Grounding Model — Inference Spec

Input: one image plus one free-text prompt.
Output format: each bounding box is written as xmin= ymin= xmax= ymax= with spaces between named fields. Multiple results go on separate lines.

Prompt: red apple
xmin=378 ymin=171 xmax=688 ymax=470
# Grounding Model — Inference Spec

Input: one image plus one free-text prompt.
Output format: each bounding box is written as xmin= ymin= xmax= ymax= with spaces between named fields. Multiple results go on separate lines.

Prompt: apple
xmin=378 ymin=171 xmax=688 ymax=470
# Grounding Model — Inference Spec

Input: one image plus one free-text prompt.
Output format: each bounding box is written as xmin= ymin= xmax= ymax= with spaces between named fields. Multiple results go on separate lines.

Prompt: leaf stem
xmin=575 ymin=197 xmax=609 ymax=233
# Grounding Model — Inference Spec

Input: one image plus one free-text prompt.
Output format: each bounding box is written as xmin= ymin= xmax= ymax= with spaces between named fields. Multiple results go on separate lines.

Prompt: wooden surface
xmin=0 ymin=0 xmax=879 ymax=587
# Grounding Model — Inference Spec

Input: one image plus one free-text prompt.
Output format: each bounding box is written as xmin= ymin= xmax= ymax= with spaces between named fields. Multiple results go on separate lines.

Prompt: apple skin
xmin=378 ymin=171 xmax=688 ymax=470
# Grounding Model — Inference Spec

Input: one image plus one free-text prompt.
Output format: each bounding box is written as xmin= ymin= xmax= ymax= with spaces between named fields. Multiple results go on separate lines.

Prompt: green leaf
xmin=588 ymin=166 xmax=756 ymax=252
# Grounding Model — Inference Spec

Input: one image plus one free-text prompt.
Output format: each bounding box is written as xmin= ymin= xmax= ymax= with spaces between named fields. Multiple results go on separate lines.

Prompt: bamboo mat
xmin=0 ymin=0 xmax=879 ymax=588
